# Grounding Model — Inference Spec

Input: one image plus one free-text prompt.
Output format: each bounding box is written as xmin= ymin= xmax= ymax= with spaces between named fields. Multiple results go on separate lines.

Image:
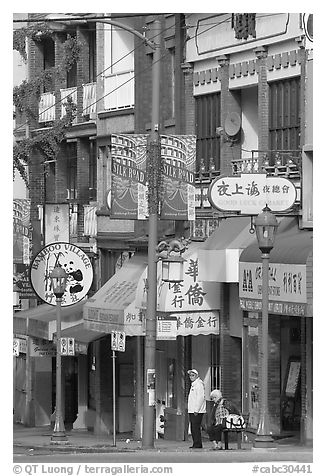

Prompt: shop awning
xmin=240 ymin=217 xmax=313 ymax=264
xmin=135 ymin=242 xmax=221 ymax=336
xmin=83 ymin=253 xmax=147 ymax=336
xmin=239 ymin=217 xmax=313 ymax=317
xmin=60 ymin=323 xmax=107 ymax=343
xmin=56 ymin=323 xmax=107 ymax=354
xmin=197 ymin=217 xmax=257 ymax=282
xmin=13 ymin=300 xmax=85 ymax=340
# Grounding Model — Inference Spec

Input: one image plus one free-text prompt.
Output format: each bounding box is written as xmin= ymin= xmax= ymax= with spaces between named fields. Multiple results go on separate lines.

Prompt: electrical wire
xmin=14 ymin=14 xmax=233 ymax=131
xmin=14 ymin=14 xmax=234 ymax=237
xmin=13 ymin=15 xmax=181 ymax=133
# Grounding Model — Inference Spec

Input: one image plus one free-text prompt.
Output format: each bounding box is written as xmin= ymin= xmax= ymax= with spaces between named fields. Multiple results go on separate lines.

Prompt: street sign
xmin=208 ymin=173 xmax=297 ymax=214
xmin=111 ymin=330 xmax=126 ymax=352
xmin=60 ymin=337 xmax=75 ymax=356
xmin=60 ymin=337 xmax=68 ymax=355
xmin=13 ymin=338 xmax=19 ymax=356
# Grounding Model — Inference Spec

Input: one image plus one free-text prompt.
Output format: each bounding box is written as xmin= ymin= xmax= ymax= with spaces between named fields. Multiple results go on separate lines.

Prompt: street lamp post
xmin=254 ymin=205 xmax=278 ymax=448
xmin=142 ymin=18 xmax=162 ymax=449
xmin=50 ymin=266 xmax=68 ymax=444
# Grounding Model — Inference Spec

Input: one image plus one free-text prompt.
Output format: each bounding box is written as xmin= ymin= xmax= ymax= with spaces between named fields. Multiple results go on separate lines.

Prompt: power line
xmin=12 ymin=14 xmax=174 ymax=23
xmin=18 ymin=15 xmax=233 ymax=238
xmin=13 ymin=16 xmax=181 ymax=133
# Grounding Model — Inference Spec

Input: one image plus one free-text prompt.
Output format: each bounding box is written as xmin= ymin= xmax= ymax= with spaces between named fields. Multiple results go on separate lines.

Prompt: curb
xmin=14 ymin=443 xmax=136 ymax=454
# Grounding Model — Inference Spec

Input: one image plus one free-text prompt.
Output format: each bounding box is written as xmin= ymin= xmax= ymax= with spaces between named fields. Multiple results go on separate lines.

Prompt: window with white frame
xmin=104 ymin=23 xmax=135 ymax=111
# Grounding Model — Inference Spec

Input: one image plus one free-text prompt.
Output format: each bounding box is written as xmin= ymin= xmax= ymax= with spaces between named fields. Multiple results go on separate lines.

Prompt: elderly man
xmin=187 ymin=369 xmax=206 ymax=449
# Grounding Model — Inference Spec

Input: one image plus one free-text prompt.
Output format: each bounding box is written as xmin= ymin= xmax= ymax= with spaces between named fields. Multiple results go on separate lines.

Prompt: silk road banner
xmin=110 ymin=134 xmax=196 ymax=220
xmin=110 ymin=134 xmax=148 ymax=220
xmin=160 ymin=134 xmax=196 ymax=220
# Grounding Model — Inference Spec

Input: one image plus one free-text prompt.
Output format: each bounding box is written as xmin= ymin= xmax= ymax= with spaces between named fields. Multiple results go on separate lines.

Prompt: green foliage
xmin=13 ymin=69 xmax=55 ymax=119
xmin=13 ymin=24 xmax=81 ymax=185
xmin=13 ymin=97 xmax=77 ymax=187
xmin=13 ymin=23 xmax=54 ymax=61
xmin=62 ymin=35 xmax=82 ymax=71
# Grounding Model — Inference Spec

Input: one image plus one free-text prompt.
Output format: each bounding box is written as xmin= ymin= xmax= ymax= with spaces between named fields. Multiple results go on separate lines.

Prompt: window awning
xmin=13 ymin=300 xmax=85 ymax=340
xmin=60 ymin=323 xmax=107 ymax=344
xmin=83 ymin=253 xmax=147 ymax=336
xmin=197 ymin=217 xmax=257 ymax=282
xmin=239 ymin=218 xmax=313 ymax=317
xmin=239 ymin=217 xmax=313 ymax=264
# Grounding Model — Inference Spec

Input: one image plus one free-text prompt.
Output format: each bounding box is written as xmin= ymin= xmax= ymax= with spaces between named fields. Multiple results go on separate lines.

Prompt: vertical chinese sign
xmin=110 ymin=134 xmax=148 ymax=220
xmin=45 ymin=203 xmax=70 ymax=245
xmin=13 ymin=199 xmax=35 ymax=300
xmin=160 ymin=134 xmax=196 ymax=220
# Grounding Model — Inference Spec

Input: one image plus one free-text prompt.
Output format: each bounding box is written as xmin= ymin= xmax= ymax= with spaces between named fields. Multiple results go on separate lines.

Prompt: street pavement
xmin=13 ymin=423 xmax=313 ymax=462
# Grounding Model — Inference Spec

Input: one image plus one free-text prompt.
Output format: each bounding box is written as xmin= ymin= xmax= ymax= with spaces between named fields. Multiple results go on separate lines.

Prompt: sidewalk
xmin=13 ymin=423 xmax=312 ymax=455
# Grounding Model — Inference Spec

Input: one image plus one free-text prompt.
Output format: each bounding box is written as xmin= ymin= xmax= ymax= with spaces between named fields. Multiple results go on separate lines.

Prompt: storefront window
xmin=88 ymin=343 xmax=96 ymax=411
xmin=210 ymin=334 xmax=220 ymax=390
xmin=248 ymin=324 xmax=259 ymax=429
xmin=167 ymin=359 xmax=176 ymax=408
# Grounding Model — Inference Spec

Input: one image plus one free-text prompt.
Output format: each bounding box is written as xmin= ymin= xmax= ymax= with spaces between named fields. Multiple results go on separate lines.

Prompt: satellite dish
xmin=303 ymin=13 xmax=313 ymax=43
xmin=224 ymin=112 xmax=241 ymax=137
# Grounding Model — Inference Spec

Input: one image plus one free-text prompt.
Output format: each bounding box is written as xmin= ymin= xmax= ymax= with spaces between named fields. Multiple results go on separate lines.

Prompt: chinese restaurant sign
xmin=135 ymin=249 xmax=220 ymax=335
xmin=30 ymin=242 xmax=93 ymax=307
xmin=160 ymin=134 xmax=196 ymax=220
xmin=109 ymin=133 xmax=196 ymax=220
xmin=239 ymin=261 xmax=307 ymax=316
xmin=45 ymin=203 xmax=69 ymax=244
xmin=209 ymin=174 xmax=297 ymax=214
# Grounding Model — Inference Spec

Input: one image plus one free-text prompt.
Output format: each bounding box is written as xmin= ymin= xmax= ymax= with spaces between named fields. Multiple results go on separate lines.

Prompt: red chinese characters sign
xmin=209 ymin=174 xmax=297 ymax=214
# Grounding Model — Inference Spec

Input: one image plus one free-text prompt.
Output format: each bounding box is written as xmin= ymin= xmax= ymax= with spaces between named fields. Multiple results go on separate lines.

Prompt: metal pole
xmin=142 ymin=18 xmax=161 ymax=449
xmin=51 ymin=297 xmax=67 ymax=443
xmin=254 ymin=252 xmax=274 ymax=447
xmin=112 ymin=350 xmax=116 ymax=447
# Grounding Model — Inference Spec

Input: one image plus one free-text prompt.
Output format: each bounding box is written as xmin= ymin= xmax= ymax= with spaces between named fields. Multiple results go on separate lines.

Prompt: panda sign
xmin=30 ymin=242 xmax=93 ymax=307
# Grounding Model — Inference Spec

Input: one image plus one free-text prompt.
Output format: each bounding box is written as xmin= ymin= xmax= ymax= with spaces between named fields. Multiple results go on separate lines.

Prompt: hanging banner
xmin=13 ymin=199 xmax=32 ymax=265
xmin=160 ymin=134 xmax=196 ymax=220
xmin=110 ymin=134 xmax=148 ymax=220
xmin=30 ymin=242 xmax=93 ymax=307
xmin=45 ymin=203 xmax=70 ymax=244
xmin=109 ymin=134 xmax=196 ymax=221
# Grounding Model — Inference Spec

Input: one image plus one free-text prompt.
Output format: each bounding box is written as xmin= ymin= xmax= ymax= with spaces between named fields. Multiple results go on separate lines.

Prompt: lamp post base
xmin=50 ymin=432 xmax=69 ymax=445
xmin=254 ymin=435 xmax=276 ymax=448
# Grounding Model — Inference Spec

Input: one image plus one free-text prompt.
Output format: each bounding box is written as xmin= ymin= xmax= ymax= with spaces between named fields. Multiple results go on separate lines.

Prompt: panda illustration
xmin=61 ymin=260 xmax=84 ymax=294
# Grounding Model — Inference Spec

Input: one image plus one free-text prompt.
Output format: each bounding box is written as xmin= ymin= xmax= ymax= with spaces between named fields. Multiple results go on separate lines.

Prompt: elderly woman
xmin=207 ymin=389 xmax=240 ymax=450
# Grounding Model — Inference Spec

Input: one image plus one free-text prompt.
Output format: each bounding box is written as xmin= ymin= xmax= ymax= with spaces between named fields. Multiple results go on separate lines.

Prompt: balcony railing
xmin=231 ymin=150 xmax=301 ymax=179
xmin=60 ymin=87 xmax=77 ymax=122
xmin=83 ymin=82 xmax=96 ymax=117
xmin=38 ymin=92 xmax=55 ymax=123
xmin=83 ymin=204 xmax=97 ymax=237
xmin=104 ymin=70 xmax=134 ymax=111
xmin=194 ymin=150 xmax=302 ymax=211
xmin=39 ymin=83 xmax=96 ymax=123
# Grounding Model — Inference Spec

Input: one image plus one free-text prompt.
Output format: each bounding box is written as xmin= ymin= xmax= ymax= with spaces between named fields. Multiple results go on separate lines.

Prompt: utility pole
xmin=142 ymin=18 xmax=161 ymax=449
